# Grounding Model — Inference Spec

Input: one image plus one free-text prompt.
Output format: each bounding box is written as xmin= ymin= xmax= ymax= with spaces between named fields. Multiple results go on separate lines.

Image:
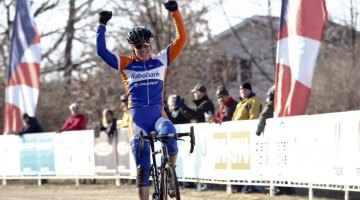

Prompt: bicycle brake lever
xmin=176 ymin=138 xmax=185 ymax=141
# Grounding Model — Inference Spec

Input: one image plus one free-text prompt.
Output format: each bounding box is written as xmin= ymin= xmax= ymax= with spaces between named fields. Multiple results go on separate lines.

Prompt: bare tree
xmin=0 ymin=0 xmax=62 ymax=133
xmin=216 ymin=0 xmax=274 ymax=83
xmin=345 ymin=0 xmax=359 ymax=110
xmin=37 ymin=0 xmax=212 ymax=131
xmin=308 ymin=0 xmax=360 ymax=113
xmin=267 ymin=0 xmax=277 ymax=67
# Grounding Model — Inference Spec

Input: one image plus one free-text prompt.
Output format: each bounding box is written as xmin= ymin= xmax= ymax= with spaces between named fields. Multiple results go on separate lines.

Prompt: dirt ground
xmin=0 ymin=180 xmax=358 ymax=200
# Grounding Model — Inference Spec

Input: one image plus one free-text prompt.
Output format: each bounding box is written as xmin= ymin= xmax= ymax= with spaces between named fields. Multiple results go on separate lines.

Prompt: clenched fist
xmin=163 ymin=1 xmax=178 ymax=12
xmin=98 ymin=10 xmax=112 ymax=25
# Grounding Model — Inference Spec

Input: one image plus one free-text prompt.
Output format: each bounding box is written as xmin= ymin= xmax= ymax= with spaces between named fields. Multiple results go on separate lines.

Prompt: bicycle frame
xmin=139 ymin=127 xmax=195 ymax=200
xmin=146 ymin=132 xmax=174 ymax=199
xmin=148 ymin=133 xmax=167 ymax=199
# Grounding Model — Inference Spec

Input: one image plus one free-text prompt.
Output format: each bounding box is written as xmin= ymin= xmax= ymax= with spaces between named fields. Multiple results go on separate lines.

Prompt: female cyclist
xmin=96 ymin=1 xmax=187 ymax=199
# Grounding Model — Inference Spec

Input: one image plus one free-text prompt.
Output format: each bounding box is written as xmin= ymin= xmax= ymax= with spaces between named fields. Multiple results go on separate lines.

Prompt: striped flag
xmin=4 ymin=0 xmax=41 ymax=134
xmin=274 ymin=0 xmax=327 ymax=117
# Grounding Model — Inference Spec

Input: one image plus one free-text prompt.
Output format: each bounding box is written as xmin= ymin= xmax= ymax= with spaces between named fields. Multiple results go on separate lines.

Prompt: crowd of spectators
xmin=11 ymin=82 xmax=284 ymax=194
xmin=168 ymin=82 xmax=267 ymax=129
xmin=13 ymin=82 xmax=271 ymax=139
xmin=166 ymin=82 xmax=281 ymax=194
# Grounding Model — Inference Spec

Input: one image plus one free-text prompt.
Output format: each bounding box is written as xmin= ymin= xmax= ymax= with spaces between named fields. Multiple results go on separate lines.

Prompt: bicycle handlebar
xmin=139 ymin=126 xmax=195 ymax=157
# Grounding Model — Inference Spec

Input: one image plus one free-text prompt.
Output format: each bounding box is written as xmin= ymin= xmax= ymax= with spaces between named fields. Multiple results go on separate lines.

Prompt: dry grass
xmin=0 ymin=180 xmax=358 ymax=200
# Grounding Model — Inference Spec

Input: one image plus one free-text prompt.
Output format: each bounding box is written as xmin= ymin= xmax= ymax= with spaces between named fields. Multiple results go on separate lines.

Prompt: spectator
xmin=16 ymin=114 xmax=47 ymax=184
xmin=58 ymin=102 xmax=87 ymax=132
xmin=256 ymin=85 xmax=274 ymax=136
xmin=254 ymin=85 xmax=294 ymax=195
xmin=99 ymin=109 xmax=118 ymax=138
xmin=175 ymin=83 xmax=215 ymax=123
xmin=211 ymin=85 xmax=238 ymax=124
xmin=231 ymin=82 xmax=262 ymax=193
xmin=166 ymin=94 xmax=190 ymax=124
xmin=118 ymin=94 xmax=130 ymax=129
xmin=15 ymin=114 xmax=44 ymax=136
xmin=232 ymin=82 xmax=262 ymax=121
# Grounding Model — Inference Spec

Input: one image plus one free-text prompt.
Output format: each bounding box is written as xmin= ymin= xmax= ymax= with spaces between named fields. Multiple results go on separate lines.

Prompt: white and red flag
xmin=4 ymin=0 xmax=41 ymax=134
xmin=274 ymin=0 xmax=327 ymax=117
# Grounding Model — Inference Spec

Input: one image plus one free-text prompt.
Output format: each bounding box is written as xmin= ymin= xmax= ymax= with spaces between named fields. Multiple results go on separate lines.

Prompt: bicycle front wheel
xmin=167 ymin=164 xmax=180 ymax=200
xmin=159 ymin=164 xmax=180 ymax=200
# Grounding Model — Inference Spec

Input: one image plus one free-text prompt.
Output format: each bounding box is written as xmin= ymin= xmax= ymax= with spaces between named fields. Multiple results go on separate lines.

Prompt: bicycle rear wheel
xmin=159 ymin=164 xmax=180 ymax=200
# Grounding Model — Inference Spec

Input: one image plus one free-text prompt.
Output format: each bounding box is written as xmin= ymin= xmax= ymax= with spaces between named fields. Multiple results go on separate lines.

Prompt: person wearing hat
xmin=118 ymin=94 xmax=130 ymax=129
xmin=255 ymin=86 xmax=294 ymax=195
xmin=14 ymin=113 xmax=44 ymax=136
xmin=232 ymin=82 xmax=261 ymax=121
xmin=166 ymin=94 xmax=190 ymax=124
xmin=232 ymin=82 xmax=262 ymax=193
xmin=256 ymin=85 xmax=275 ymax=136
xmin=58 ymin=102 xmax=87 ymax=132
xmin=98 ymin=109 xmax=118 ymax=138
xmin=175 ymin=83 xmax=215 ymax=123
xmin=211 ymin=85 xmax=238 ymax=124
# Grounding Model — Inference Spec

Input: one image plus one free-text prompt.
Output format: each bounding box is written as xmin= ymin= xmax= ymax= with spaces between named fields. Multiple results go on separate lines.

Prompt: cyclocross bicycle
xmin=139 ymin=126 xmax=195 ymax=200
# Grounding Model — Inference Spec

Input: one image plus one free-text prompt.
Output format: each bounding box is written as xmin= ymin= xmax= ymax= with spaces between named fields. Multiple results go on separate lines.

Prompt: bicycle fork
xmin=150 ymin=139 xmax=170 ymax=200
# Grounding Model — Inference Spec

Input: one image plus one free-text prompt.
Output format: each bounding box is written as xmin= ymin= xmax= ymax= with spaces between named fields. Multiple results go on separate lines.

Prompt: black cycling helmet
xmin=127 ymin=26 xmax=153 ymax=45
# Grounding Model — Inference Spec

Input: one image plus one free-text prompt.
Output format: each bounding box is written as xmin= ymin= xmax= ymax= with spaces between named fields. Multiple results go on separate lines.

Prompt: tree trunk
xmin=64 ymin=0 xmax=76 ymax=79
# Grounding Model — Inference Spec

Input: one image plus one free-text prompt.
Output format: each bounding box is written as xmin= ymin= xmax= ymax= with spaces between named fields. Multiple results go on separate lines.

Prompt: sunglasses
xmin=134 ymin=43 xmax=150 ymax=49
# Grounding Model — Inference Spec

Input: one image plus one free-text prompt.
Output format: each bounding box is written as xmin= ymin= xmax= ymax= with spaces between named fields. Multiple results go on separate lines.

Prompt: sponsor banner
xmin=94 ymin=132 xmax=117 ymax=175
xmin=265 ymin=115 xmax=314 ymax=182
xmin=175 ymin=121 xmax=261 ymax=181
xmin=54 ymin=130 xmax=95 ymax=176
xmin=117 ymin=129 xmax=131 ymax=174
xmin=265 ymin=111 xmax=360 ymax=185
xmin=174 ymin=124 xmax=198 ymax=179
xmin=175 ymin=111 xmax=360 ymax=184
xmin=341 ymin=111 xmax=360 ymax=185
xmin=0 ymin=135 xmax=20 ymax=176
xmin=197 ymin=123 xmax=229 ymax=180
xmin=227 ymin=121 xmax=256 ymax=180
xmin=0 ymin=110 xmax=359 ymax=187
xmin=20 ymin=133 xmax=55 ymax=176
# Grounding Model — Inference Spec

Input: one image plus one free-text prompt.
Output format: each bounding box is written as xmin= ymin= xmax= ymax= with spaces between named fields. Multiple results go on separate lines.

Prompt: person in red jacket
xmin=212 ymin=85 xmax=238 ymax=124
xmin=58 ymin=102 xmax=86 ymax=132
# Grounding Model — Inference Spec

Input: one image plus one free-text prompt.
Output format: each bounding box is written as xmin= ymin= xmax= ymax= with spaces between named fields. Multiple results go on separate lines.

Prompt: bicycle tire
xmin=167 ymin=164 xmax=180 ymax=200
xmin=159 ymin=169 xmax=168 ymax=200
xmin=151 ymin=165 xmax=160 ymax=200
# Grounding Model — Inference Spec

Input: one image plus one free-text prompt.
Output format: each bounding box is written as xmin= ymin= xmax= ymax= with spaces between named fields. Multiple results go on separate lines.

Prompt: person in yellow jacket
xmin=232 ymin=82 xmax=262 ymax=121
xmin=118 ymin=94 xmax=130 ymax=129
xmin=232 ymin=82 xmax=262 ymax=193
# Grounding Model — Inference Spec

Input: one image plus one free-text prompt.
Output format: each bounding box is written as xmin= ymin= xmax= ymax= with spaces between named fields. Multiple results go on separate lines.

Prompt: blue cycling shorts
xmin=129 ymin=104 xmax=178 ymax=187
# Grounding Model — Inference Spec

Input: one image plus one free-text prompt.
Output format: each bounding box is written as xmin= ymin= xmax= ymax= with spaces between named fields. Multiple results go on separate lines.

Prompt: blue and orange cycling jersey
xmin=96 ymin=10 xmax=187 ymax=109
xmin=97 ymin=10 xmax=187 ymax=188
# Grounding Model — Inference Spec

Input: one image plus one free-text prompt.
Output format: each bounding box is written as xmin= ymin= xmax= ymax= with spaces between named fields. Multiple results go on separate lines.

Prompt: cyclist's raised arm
xmin=96 ymin=10 xmax=119 ymax=70
xmin=165 ymin=1 xmax=187 ymax=64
